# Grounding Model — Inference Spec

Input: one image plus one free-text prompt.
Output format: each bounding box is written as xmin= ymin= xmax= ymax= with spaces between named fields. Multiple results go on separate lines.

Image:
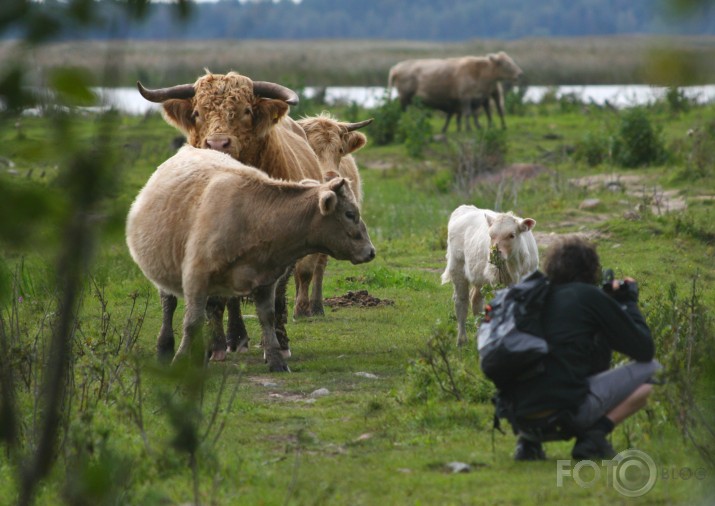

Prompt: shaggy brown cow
xmin=126 ymin=146 xmax=375 ymax=371
xmin=292 ymin=113 xmax=373 ymax=318
xmin=388 ymin=52 xmax=522 ymax=133
xmin=137 ymin=71 xmax=323 ymax=362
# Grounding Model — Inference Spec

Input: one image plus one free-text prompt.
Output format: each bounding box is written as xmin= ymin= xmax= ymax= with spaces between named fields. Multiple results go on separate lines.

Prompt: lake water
xmin=73 ymin=84 xmax=715 ymax=114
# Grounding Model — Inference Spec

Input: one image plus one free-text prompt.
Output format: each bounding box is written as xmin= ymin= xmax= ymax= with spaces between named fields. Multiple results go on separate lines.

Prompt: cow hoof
xmin=269 ymin=363 xmax=291 ymax=373
xmin=265 ymin=349 xmax=290 ymax=372
xmin=293 ymin=308 xmax=311 ymax=319
xmin=310 ymin=306 xmax=325 ymax=317
xmin=229 ymin=338 xmax=250 ymax=353
xmin=210 ymin=349 xmax=227 ymax=362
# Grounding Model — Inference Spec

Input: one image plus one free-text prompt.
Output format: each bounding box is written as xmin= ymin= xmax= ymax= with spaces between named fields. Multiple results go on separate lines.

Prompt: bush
xmin=574 ymin=130 xmax=611 ymax=167
xmin=612 ymin=107 xmax=668 ymax=168
xmin=447 ymin=128 xmax=508 ymax=191
xmin=367 ymin=92 xmax=402 ymax=146
xmin=396 ymin=98 xmax=433 ymax=158
xmin=403 ymin=321 xmax=495 ymax=405
xmin=504 ymin=85 xmax=528 ymax=117
xmin=644 ymin=275 xmax=715 ymax=466
xmin=664 ymin=86 xmax=691 ymax=115
xmin=673 ymin=120 xmax=715 ymax=181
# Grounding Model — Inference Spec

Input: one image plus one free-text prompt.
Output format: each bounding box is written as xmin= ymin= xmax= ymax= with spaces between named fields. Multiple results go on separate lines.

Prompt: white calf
xmin=441 ymin=205 xmax=538 ymax=345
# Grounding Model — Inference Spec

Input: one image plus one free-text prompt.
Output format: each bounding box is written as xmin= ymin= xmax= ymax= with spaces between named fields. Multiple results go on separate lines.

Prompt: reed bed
xmin=3 ymin=35 xmax=714 ymax=87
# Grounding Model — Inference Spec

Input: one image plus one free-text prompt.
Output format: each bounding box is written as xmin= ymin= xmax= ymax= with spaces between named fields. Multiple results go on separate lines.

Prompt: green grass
xmin=0 ymin=96 xmax=713 ymax=505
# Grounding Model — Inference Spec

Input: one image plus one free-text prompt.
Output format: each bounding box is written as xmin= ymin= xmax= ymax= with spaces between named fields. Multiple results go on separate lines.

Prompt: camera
xmin=601 ymin=268 xmax=625 ymax=293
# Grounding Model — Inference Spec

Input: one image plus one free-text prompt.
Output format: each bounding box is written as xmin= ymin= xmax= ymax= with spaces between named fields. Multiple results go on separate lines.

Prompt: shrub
xmin=644 ymin=275 xmax=715 ymax=466
xmin=612 ymin=107 xmax=668 ymax=168
xmin=673 ymin=120 xmax=715 ymax=181
xmin=664 ymin=86 xmax=691 ymax=115
xmin=367 ymin=91 xmax=402 ymax=146
xmin=504 ymin=85 xmax=528 ymax=117
xmin=447 ymin=128 xmax=507 ymax=191
xmin=574 ymin=130 xmax=611 ymax=167
xmin=396 ymin=98 xmax=433 ymax=158
xmin=403 ymin=321 xmax=495 ymax=405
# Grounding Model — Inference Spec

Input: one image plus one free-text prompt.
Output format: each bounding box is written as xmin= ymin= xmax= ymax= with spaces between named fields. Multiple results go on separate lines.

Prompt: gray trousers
xmin=571 ymin=359 xmax=662 ymax=430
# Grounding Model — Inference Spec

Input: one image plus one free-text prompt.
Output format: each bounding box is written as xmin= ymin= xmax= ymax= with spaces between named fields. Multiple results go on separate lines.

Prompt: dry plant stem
xmin=19 ymin=212 xmax=95 ymax=506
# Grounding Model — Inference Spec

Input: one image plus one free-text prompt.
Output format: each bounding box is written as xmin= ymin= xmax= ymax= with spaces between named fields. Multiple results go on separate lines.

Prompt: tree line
xmin=2 ymin=0 xmax=714 ymax=42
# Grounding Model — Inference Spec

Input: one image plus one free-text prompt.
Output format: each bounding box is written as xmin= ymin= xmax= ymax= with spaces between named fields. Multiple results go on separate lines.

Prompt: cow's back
xmin=126 ymin=147 xmax=251 ymax=295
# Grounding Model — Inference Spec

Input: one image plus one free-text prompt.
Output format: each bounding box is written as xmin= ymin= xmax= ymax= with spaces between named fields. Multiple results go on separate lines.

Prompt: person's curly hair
xmin=543 ymin=235 xmax=601 ymax=285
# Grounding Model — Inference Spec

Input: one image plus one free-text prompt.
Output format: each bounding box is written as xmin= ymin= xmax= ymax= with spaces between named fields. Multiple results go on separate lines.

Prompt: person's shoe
xmin=571 ymin=430 xmax=616 ymax=460
xmin=514 ymin=437 xmax=546 ymax=461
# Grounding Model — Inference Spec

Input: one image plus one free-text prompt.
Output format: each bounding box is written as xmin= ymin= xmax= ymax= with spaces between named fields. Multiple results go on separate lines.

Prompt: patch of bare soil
xmin=570 ymin=173 xmax=689 ymax=214
xmin=324 ymin=290 xmax=395 ymax=309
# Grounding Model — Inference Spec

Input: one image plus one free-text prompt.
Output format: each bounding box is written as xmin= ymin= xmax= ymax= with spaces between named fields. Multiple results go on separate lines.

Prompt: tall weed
xmin=644 ymin=275 xmax=714 ymax=466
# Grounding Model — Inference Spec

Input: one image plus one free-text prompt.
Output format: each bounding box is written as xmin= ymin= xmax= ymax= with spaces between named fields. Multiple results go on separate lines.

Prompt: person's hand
xmin=610 ymin=276 xmax=639 ymax=303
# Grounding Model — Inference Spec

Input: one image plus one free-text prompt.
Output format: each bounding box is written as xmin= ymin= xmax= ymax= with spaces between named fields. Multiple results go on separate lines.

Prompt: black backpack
xmin=477 ymin=270 xmax=551 ymax=390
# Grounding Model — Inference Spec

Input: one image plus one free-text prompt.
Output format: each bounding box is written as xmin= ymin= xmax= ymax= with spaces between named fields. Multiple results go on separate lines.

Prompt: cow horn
xmin=252 ymin=81 xmax=300 ymax=106
xmin=136 ymin=81 xmax=195 ymax=103
xmin=344 ymin=118 xmax=374 ymax=132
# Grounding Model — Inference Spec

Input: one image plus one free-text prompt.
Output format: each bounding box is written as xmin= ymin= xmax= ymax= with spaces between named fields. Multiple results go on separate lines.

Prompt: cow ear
xmin=328 ymin=177 xmax=346 ymax=194
xmin=520 ymin=218 xmax=536 ymax=231
xmin=344 ymin=132 xmax=367 ymax=154
xmin=162 ymin=99 xmax=194 ymax=133
xmin=319 ymin=190 xmax=338 ymax=216
xmin=323 ymin=170 xmax=340 ymax=182
xmin=255 ymin=99 xmax=290 ymax=136
xmin=485 ymin=214 xmax=495 ymax=227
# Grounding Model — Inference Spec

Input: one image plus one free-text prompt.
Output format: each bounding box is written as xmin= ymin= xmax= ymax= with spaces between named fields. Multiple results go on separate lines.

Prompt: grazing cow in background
xmin=126 ymin=146 xmax=375 ymax=372
xmin=137 ymin=71 xmax=323 ymax=362
xmin=293 ymin=113 xmax=373 ymax=318
xmin=441 ymin=205 xmax=538 ymax=345
xmin=388 ymin=52 xmax=522 ymax=133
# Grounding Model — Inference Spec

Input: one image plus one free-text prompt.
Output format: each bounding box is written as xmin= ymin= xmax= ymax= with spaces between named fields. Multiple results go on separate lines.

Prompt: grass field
xmin=0 ymin=81 xmax=713 ymax=505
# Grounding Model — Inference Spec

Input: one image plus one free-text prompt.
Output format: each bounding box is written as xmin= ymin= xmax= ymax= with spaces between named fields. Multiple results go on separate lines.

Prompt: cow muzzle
xmin=351 ymin=245 xmax=376 ymax=265
xmin=204 ymin=134 xmax=234 ymax=155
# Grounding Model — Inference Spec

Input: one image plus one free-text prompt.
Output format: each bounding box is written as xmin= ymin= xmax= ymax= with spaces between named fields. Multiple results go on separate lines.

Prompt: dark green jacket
xmin=508 ymin=282 xmax=654 ymax=417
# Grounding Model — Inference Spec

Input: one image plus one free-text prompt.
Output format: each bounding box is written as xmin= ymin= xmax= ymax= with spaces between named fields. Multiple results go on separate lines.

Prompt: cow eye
xmin=345 ymin=211 xmax=357 ymax=222
xmin=191 ymin=110 xmax=199 ymax=120
xmin=509 ymin=233 xmax=516 ymax=239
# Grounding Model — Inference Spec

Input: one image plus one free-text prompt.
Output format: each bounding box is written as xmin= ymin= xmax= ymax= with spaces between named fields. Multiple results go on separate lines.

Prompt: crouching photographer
xmin=500 ymin=235 xmax=661 ymax=461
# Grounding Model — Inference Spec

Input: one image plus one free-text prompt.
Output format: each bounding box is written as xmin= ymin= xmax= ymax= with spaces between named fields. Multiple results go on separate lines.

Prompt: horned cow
xmin=126 ymin=146 xmax=376 ymax=372
xmin=137 ymin=71 xmax=323 ymax=361
xmin=388 ymin=52 xmax=522 ymax=133
xmin=292 ymin=113 xmax=373 ymax=318
xmin=441 ymin=205 xmax=538 ymax=345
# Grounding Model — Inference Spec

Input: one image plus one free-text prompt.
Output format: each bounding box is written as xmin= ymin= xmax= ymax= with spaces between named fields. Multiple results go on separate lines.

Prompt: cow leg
xmin=470 ymin=285 xmax=484 ymax=316
xmin=254 ymin=283 xmax=289 ymax=373
xmin=205 ymin=296 xmax=228 ymax=362
xmin=494 ymin=95 xmax=507 ymax=129
xmin=175 ymin=293 xmax=209 ymax=367
xmin=275 ymin=266 xmax=292 ymax=358
xmin=442 ymin=112 xmax=453 ymax=134
xmin=226 ymin=297 xmax=249 ymax=353
xmin=157 ymin=290 xmax=177 ymax=363
xmin=309 ymin=254 xmax=329 ymax=317
xmin=293 ymin=256 xmax=313 ymax=318
xmin=482 ymin=99 xmax=494 ymax=129
xmin=461 ymin=100 xmax=473 ymax=132
xmin=451 ymin=276 xmax=471 ymax=346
